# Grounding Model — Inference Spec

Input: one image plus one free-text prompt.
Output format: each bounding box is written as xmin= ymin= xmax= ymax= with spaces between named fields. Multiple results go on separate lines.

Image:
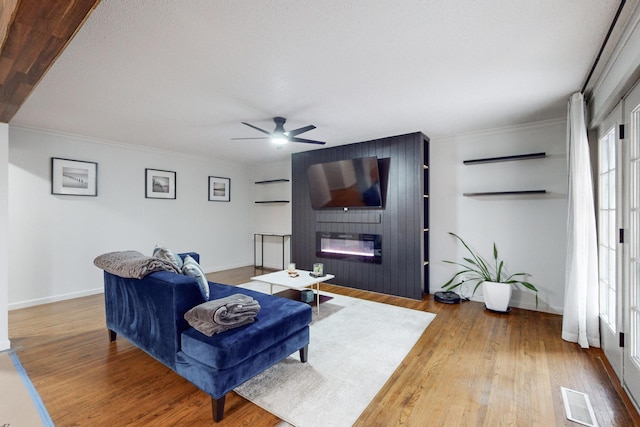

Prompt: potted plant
xmin=442 ymin=232 xmax=538 ymax=312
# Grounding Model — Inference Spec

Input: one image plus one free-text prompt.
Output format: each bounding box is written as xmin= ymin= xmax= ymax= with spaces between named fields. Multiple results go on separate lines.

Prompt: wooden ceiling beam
xmin=0 ymin=0 xmax=20 ymax=49
xmin=0 ymin=0 xmax=100 ymax=123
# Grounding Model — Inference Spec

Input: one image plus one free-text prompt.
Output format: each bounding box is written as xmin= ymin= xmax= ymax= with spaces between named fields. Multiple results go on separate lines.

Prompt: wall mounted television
xmin=306 ymin=156 xmax=384 ymax=209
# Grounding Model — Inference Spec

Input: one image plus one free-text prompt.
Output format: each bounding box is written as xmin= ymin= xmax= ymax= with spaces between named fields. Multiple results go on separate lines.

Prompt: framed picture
xmin=145 ymin=168 xmax=176 ymax=199
xmin=208 ymin=176 xmax=230 ymax=202
xmin=51 ymin=157 xmax=98 ymax=196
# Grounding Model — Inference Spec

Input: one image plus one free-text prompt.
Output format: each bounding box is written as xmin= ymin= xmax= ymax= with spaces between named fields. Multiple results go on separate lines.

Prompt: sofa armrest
xmin=104 ymin=265 xmax=204 ymax=370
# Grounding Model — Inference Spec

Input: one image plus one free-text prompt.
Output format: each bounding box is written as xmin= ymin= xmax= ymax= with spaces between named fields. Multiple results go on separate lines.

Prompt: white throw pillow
xmin=182 ymin=255 xmax=209 ymax=301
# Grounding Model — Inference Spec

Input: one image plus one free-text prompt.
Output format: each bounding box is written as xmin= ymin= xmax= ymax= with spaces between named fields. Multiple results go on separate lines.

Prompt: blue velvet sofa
xmin=103 ymin=252 xmax=312 ymax=422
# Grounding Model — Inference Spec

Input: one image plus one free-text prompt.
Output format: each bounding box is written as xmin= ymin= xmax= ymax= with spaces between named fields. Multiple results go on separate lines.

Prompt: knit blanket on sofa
xmin=94 ymin=250 xmax=181 ymax=279
xmin=184 ymin=294 xmax=261 ymax=336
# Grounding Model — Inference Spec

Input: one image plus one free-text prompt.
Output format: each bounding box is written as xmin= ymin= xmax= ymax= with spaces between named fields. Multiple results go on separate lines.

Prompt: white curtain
xmin=562 ymin=92 xmax=600 ymax=348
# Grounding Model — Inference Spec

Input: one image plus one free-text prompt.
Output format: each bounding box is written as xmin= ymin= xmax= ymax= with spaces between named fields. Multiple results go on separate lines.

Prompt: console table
xmin=253 ymin=233 xmax=291 ymax=270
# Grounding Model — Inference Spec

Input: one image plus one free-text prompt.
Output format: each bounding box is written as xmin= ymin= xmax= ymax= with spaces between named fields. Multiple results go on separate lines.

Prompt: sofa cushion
xmin=182 ymin=255 xmax=209 ymax=301
xmin=181 ymin=283 xmax=312 ymax=370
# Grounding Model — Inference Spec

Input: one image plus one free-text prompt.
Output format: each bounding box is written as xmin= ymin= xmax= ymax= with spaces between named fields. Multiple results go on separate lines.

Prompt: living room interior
xmin=3 ymin=0 xmax=640 ymax=425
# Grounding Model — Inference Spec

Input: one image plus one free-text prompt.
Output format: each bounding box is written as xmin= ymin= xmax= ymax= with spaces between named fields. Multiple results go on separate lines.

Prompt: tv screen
xmin=307 ymin=157 xmax=383 ymax=209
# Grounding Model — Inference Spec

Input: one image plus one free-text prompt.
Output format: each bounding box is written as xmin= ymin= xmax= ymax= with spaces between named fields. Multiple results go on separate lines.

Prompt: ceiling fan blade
xmin=287 ymin=124 xmax=316 ymax=137
xmin=241 ymin=122 xmax=272 ymax=136
xmin=290 ymin=136 xmax=326 ymax=145
xmin=230 ymin=137 xmax=270 ymax=140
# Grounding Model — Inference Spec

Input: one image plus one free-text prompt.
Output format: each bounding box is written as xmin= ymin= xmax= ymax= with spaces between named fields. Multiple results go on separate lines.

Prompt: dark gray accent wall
xmin=292 ymin=132 xmax=429 ymax=300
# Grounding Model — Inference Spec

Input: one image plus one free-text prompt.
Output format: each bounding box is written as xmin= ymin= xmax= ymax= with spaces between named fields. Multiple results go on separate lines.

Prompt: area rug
xmin=0 ymin=350 xmax=54 ymax=426
xmin=235 ymin=282 xmax=436 ymax=427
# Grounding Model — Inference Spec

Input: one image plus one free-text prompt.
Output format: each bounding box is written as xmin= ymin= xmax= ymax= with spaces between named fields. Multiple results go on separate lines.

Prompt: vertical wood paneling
xmin=391 ymin=138 xmax=399 ymax=296
xmin=423 ymin=137 xmax=430 ymax=293
xmin=292 ymin=132 xmax=428 ymax=299
xmin=409 ymin=137 xmax=421 ymax=295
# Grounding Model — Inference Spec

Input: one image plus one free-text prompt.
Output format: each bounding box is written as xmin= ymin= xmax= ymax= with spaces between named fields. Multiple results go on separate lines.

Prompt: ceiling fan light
xmin=271 ymin=136 xmax=288 ymax=145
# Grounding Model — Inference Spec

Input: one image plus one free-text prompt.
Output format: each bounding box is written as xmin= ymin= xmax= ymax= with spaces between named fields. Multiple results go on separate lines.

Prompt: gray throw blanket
xmin=184 ymin=294 xmax=261 ymax=336
xmin=94 ymin=250 xmax=182 ymax=279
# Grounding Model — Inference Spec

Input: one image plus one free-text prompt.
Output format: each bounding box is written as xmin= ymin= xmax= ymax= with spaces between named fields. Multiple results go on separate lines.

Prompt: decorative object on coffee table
xmin=312 ymin=263 xmax=324 ymax=277
xmin=301 ymin=289 xmax=314 ymax=303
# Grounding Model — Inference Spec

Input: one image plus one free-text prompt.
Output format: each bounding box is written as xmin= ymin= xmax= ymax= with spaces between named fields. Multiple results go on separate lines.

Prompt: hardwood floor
xmin=8 ymin=266 xmax=640 ymax=426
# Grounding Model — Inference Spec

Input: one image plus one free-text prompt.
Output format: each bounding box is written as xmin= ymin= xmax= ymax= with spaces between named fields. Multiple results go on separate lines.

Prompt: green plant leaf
xmin=443 ymin=232 xmax=539 ymax=308
xmin=450 ymin=232 xmax=492 ymax=279
xmin=442 ymin=269 xmax=470 ymax=289
xmin=518 ymin=281 xmax=538 ymax=292
xmin=497 ymin=260 xmax=504 ymax=283
xmin=472 ymin=279 xmax=483 ymax=295
xmin=443 ymin=260 xmax=484 ymax=276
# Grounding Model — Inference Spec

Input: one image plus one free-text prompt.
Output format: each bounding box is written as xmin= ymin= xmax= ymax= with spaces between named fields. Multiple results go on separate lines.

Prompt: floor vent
xmin=561 ymin=387 xmax=598 ymax=427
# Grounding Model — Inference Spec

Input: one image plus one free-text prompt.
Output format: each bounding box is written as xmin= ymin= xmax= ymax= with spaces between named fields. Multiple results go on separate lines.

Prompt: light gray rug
xmin=235 ymin=282 xmax=436 ymax=427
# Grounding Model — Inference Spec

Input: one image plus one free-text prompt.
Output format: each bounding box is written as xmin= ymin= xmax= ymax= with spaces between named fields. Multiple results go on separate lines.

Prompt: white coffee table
xmin=251 ymin=269 xmax=335 ymax=315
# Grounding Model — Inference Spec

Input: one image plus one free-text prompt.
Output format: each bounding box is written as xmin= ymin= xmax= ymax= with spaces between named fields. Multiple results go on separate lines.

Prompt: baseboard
xmin=595 ymin=348 xmax=640 ymax=425
xmin=468 ymin=295 xmax=563 ymax=315
xmin=203 ymin=262 xmax=258 ymax=274
xmin=10 ymin=263 xmax=252 ymax=310
xmin=9 ymin=287 xmax=104 ymax=310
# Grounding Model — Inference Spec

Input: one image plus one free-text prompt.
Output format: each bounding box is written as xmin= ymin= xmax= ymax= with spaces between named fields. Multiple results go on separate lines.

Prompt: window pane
xmin=610 ymin=210 xmax=617 ymax=248
xmin=610 ymin=169 xmax=616 ymax=208
xmin=609 ymin=287 xmax=616 ymax=324
xmin=609 ymin=133 xmax=616 ymax=170
xmin=610 ymin=248 xmax=617 ymax=287
xmin=597 ymin=127 xmax=617 ymax=328
xmin=601 ymin=136 xmax=608 ymax=170
xmin=634 ymin=310 xmax=640 ymax=360
xmin=600 ymin=245 xmax=608 ymax=280
xmin=629 ymin=210 xmax=640 ymax=258
xmin=602 ymin=209 xmax=609 ymax=248
xmin=601 ymin=174 xmax=609 ymax=209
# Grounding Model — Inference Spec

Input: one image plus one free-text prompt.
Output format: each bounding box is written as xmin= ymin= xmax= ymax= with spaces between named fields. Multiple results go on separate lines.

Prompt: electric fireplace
xmin=316 ymin=232 xmax=382 ymax=264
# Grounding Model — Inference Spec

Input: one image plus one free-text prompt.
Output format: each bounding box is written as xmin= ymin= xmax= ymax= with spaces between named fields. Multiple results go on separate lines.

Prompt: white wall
xmin=252 ymin=159 xmax=292 ymax=269
xmin=7 ymin=121 xmax=568 ymax=312
xmin=8 ymin=126 xmax=254 ymax=308
xmin=430 ymin=119 xmax=567 ymax=313
xmin=0 ymin=123 xmax=9 ymax=350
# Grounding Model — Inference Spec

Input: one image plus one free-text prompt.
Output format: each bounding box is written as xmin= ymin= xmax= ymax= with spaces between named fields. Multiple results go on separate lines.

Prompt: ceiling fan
xmin=232 ymin=117 xmax=326 ymax=145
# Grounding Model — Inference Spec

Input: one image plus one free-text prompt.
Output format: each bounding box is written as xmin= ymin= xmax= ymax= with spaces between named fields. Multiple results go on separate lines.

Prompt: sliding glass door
xmin=623 ymin=81 xmax=640 ymax=404
xmin=596 ymin=79 xmax=640 ymax=407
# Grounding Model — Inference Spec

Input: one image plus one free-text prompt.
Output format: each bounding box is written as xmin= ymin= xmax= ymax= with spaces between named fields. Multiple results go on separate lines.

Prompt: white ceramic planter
xmin=482 ymin=281 xmax=512 ymax=312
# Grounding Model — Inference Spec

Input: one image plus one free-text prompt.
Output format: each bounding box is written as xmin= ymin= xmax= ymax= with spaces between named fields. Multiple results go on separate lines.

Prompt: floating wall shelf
xmin=463 ymin=152 xmax=546 ymax=165
xmin=255 ymin=179 xmax=290 ymax=184
xmin=463 ymin=190 xmax=547 ymax=197
xmin=255 ymin=178 xmax=290 ymax=204
xmin=255 ymin=200 xmax=290 ymax=204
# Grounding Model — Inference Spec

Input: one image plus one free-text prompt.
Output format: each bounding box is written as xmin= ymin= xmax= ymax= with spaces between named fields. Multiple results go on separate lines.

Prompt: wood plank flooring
xmin=8 ymin=266 xmax=640 ymax=426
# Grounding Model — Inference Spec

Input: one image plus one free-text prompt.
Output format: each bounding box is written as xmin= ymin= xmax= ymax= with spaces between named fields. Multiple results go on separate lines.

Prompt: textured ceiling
xmin=10 ymin=0 xmax=625 ymax=164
